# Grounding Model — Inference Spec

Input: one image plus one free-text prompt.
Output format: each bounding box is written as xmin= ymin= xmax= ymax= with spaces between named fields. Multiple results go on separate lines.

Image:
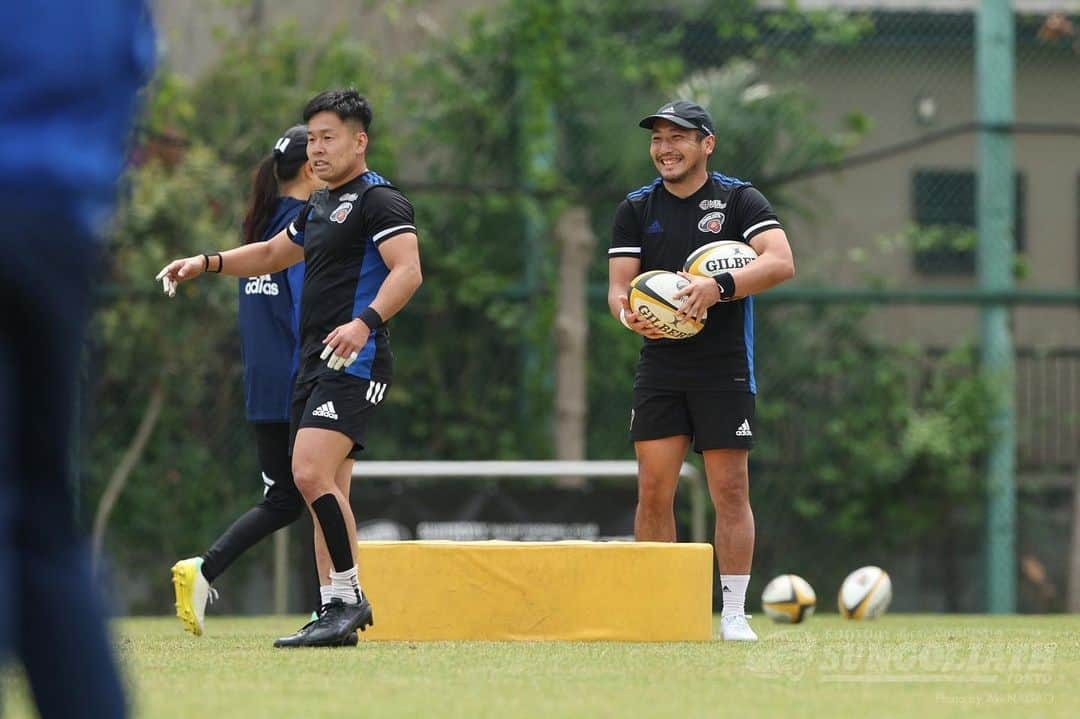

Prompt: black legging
xmin=200 ymin=422 xmax=305 ymax=582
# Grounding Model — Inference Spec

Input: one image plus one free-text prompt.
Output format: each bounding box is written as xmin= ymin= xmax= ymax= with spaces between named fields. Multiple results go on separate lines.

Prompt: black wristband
xmin=357 ymin=306 xmax=383 ymax=328
xmin=203 ymin=252 xmax=223 ymax=273
xmin=714 ymin=271 xmax=736 ymax=300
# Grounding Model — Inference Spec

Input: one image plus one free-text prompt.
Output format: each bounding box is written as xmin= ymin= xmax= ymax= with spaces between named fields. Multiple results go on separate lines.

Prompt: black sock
xmin=310 ymin=493 xmax=354 ymax=573
xmin=201 ymin=503 xmax=301 ymax=583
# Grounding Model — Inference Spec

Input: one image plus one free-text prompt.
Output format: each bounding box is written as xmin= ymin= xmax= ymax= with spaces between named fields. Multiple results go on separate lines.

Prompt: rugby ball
xmin=761 ymin=574 xmax=816 ymax=624
xmin=627 ymin=270 xmax=705 ymax=340
xmin=683 ymin=240 xmax=758 ymax=278
xmin=838 ymin=566 xmax=892 ymax=620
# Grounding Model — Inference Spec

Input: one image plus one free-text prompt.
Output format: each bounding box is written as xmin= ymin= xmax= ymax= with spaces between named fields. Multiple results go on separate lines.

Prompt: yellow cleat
xmin=171 ymin=557 xmax=217 ymax=636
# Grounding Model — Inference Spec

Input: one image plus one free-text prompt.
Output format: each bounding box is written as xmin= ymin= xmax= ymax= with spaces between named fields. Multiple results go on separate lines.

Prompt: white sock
xmin=721 ymin=574 xmax=750 ymax=617
xmin=319 ymin=585 xmax=333 ymax=608
xmin=328 ymin=567 xmax=360 ymax=605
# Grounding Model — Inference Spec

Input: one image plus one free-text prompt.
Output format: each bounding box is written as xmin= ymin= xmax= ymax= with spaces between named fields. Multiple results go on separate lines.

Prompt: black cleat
xmin=273 ymin=597 xmax=373 ymax=648
xmin=273 ymin=621 xmax=359 ymax=648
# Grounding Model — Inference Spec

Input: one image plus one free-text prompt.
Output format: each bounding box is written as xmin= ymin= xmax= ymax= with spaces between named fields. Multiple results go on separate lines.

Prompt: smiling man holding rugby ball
xmin=607 ymin=100 xmax=795 ymax=641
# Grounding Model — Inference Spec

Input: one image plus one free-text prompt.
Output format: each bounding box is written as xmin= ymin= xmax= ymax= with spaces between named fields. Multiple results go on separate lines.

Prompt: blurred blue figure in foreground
xmin=0 ymin=1 xmax=155 ymax=716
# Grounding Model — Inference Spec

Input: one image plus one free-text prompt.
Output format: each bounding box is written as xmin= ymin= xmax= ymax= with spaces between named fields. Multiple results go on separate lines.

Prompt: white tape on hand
xmin=320 ymin=344 xmax=334 ymax=361
xmin=619 ymin=307 xmax=633 ymax=330
xmin=343 ymin=351 xmax=359 ymax=368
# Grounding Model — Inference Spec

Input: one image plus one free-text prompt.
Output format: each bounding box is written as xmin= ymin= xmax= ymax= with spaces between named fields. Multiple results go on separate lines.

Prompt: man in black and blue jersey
xmin=171 ymin=124 xmax=344 ymax=640
xmin=607 ymin=101 xmax=795 ymax=641
xmin=158 ymin=89 xmax=422 ymax=647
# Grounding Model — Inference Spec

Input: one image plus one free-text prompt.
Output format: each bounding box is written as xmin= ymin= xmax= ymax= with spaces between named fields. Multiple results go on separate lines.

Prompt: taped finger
xmin=320 ymin=344 xmax=334 ymax=361
xmin=343 ymin=351 xmax=359 ymax=368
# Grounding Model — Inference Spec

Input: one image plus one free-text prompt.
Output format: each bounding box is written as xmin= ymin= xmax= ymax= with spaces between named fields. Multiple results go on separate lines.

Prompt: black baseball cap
xmin=638 ymin=101 xmax=714 ymax=137
xmin=272 ymin=124 xmax=308 ymax=163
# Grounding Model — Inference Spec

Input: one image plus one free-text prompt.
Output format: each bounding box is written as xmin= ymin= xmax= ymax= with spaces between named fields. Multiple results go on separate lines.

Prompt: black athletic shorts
xmin=289 ymin=373 xmax=390 ymax=460
xmin=253 ymin=421 xmax=303 ymax=508
xmin=630 ymin=388 xmax=755 ymax=452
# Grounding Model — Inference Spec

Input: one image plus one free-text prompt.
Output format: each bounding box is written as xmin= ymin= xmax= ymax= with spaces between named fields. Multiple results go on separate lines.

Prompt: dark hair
xmin=302 ymin=89 xmax=373 ymax=132
xmin=242 ymin=125 xmax=308 ymax=245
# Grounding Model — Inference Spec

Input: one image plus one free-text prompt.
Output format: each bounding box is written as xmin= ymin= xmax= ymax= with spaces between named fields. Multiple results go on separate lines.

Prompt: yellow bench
xmin=355 ymin=540 xmax=713 ymax=641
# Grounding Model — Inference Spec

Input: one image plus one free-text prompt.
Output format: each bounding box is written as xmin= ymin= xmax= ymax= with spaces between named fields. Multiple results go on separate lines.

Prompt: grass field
xmin=3 ymin=614 xmax=1077 ymax=718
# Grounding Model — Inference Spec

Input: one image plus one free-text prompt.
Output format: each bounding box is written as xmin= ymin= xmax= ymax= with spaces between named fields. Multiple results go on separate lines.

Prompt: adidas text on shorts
xmin=290 ymin=373 xmax=390 ymax=459
xmin=630 ymin=388 xmax=755 ymax=452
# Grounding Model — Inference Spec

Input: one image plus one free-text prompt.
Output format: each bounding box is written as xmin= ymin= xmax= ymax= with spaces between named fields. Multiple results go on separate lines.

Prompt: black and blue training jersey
xmin=610 ymin=172 xmax=783 ymax=393
xmin=286 ymin=170 xmax=416 ymax=384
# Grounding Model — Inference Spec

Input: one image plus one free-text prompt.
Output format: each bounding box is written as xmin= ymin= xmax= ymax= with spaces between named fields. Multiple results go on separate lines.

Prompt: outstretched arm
xmin=155 ymin=229 xmax=304 ymax=295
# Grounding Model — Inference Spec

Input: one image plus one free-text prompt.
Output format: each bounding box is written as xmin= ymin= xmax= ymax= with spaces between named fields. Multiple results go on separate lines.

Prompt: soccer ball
xmin=761 ymin=574 xmax=816 ymax=624
xmin=838 ymin=566 xmax=892 ymax=620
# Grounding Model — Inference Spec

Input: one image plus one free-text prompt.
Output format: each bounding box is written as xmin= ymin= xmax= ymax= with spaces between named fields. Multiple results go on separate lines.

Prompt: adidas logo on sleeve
xmin=735 ymin=419 xmax=752 ymax=437
xmin=312 ymin=401 xmax=339 ymax=420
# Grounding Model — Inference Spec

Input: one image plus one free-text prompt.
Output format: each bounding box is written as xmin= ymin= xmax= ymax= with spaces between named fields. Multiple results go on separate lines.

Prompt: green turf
xmin=3 ymin=614 xmax=1078 ymax=718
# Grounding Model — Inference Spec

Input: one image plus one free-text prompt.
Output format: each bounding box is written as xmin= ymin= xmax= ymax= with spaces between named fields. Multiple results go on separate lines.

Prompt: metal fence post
xmin=976 ymin=0 xmax=1017 ymax=614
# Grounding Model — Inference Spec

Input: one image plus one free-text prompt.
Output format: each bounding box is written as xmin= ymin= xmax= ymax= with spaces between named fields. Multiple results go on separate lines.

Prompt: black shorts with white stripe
xmin=289 ymin=373 xmax=390 ymax=459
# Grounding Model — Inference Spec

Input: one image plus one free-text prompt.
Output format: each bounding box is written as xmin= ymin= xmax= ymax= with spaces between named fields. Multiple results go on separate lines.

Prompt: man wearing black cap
xmin=607 ymin=100 xmax=795 ymax=641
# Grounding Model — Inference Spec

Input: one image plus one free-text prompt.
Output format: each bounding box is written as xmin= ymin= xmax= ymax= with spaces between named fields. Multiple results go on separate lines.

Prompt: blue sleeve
xmin=286 ymin=261 xmax=304 ymax=346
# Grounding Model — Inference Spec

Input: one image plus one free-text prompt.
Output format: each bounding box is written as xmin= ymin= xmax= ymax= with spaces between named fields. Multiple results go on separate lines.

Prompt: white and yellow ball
xmin=683 ymin=240 xmax=758 ymax=279
xmin=761 ymin=574 xmax=817 ymax=624
xmin=627 ymin=270 xmax=705 ymax=340
xmin=838 ymin=566 xmax=892 ymax=620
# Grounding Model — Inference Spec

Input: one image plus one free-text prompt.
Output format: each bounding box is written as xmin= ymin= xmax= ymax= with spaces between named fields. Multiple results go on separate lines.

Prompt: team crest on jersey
xmin=330 ymin=201 xmax=354 ymax=223
xmin=339 ymin=193 xmax=359 ymax=202
xmin=698 ymin=211 xmax=726 ymax=233
xmin=699 ymin=199 xmax=727 ymax=210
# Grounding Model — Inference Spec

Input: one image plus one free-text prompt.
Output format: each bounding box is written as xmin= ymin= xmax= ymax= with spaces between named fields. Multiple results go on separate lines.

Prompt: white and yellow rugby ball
xmin=627 ymin=270 xmax=705 ymax=340
xmin=761 ymin=574 xmax=817 ymax=624
xmin=683 ymin=240 xmax=758 ymax=279
xmin=838 ymin=566 xmax=893 ymax=620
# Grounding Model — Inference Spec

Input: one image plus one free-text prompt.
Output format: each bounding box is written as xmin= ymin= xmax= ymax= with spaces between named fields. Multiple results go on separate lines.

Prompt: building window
xmin=911 ymin=170 xmax=1025 ymax=275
